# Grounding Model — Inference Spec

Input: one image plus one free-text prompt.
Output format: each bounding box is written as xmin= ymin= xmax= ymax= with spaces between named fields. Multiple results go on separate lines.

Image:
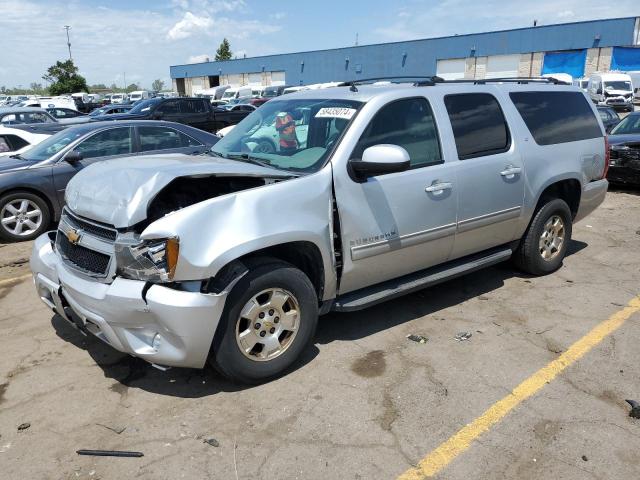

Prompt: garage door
xmin=485 ymin=54 xmax=520 ymax=79
xmin=436 ymin=59 xmax=466 ymax=80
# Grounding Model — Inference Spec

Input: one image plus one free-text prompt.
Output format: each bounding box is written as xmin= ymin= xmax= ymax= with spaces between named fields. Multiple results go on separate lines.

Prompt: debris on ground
xmin=96 ymin=423 xmax=126 ymax=434
xmin=17 ymin=423 xmax=30 ymax=431
xmin=611 ymin=302 xmax=624 ymax=307
xmin=406 ymin=334 xmax=428 ymax=344
xmin=454 ymin=332 xmax=472 ymax=342
xmin=204 ymin=438 xmax=220 ymax=447
xmin=478 ymin=295 xmax=489 ymax=301
xmin=582 ymin=455 xmax=588 ymax=461
xmin=625 ymin=399 xmax=640 ymax=419
xmin=77 ymin=449 xmax=144 ymax=457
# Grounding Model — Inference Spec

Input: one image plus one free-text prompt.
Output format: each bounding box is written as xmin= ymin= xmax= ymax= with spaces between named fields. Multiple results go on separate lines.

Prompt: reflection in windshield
xmin=604 ymin=81 xmax=632 ymax=91
xmin=610 ymin=115 xmax=640 ymax=135
xmin=21 ymin=129 xmax=85 ymax=162
xmin=210 ymin=98 xmax=362 ymax=173
xmin=129 ymin=98 xmax=161 ymax=113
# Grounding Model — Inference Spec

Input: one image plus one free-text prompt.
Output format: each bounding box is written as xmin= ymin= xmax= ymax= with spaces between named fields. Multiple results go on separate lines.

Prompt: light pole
xmin=64 ymin=25 xmax=72 ymax=61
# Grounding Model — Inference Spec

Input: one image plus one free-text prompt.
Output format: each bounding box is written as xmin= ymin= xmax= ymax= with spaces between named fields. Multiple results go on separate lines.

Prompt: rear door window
xmin=157 ymin=100 xmax=180 ymax=115
xmin=510 ymin=91 xmax=602 ymax=145
xmin=444 ymin=93 xmax=510 ymax=159
xmin=352 ymin=97 xmax=442 ymax=169
xmin=0 ymin=136 xmax=10 ymax=152
xmin=138 ymin=126 xmax=202 ymax=152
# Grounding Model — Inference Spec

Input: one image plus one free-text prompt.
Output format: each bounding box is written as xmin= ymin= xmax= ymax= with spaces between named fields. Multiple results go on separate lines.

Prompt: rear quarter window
xmin=509 ymin=91 xmax=602 ymax=145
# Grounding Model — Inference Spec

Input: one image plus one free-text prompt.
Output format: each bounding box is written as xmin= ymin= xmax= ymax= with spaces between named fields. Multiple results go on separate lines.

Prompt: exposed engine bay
xmin=140 ymin=175 xmax=283 ymax=230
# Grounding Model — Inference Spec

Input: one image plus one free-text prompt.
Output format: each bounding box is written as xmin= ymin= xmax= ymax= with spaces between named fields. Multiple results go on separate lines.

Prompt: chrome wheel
xmin=235 ymin=288 xmax=300 ymax=362
xmin=539 ymin=215 xmax=565 ymax=261
xmin=1 ymin=199 xmax=43 ymax=237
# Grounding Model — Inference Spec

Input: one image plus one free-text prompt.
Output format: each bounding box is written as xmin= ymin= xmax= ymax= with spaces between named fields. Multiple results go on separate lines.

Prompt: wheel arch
xmin=533 ymin=177 xmax=582 ymax=219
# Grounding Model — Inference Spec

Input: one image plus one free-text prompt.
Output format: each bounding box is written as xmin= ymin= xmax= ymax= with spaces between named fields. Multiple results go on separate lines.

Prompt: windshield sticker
xmin=315 ymin=107 xmax=356 ymax=120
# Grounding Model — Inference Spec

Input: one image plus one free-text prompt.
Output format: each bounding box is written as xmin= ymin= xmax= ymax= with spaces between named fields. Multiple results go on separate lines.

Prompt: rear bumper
xmin=574 ymin=179 xmax=608 ymax=223
xmin=30 ymin=232 xmax=228 ymax=369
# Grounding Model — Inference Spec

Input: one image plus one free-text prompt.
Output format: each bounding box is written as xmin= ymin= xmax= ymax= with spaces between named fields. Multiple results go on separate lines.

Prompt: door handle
xmin=500 ymin=165 xmax=522 ymax=178
xmin=425 ymin=182 xmax=453 ymax=194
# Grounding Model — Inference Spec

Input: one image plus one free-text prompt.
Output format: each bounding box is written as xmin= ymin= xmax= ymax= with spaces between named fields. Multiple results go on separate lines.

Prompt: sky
xmin=0 ymin=0 xmax=639 ymax=90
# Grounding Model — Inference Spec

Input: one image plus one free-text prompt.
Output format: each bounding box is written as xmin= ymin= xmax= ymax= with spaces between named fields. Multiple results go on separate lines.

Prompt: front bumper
xmin=607 ymin=165 xmax=640 ymax=186
xmin=30 ymin=232 xmax=228 ymax=369
xmin=574 ymin=179 xmax=608 ymax=223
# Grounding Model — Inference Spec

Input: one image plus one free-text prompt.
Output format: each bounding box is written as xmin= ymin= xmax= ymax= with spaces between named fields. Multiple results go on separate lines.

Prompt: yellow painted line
xmin=398 ymin=296 xmax=640 ymax=480
xmin=0 ymin=273 xmax=32 ymax=288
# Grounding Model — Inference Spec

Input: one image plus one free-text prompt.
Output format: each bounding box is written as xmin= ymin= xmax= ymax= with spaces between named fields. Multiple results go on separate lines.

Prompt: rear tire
xmin=513 ymin=198 xmax=572 ymax=276
xmin=210 ymin=259 xmax=318 ymax=384
xmin=0 ymin=191 xmax=51 ymax=242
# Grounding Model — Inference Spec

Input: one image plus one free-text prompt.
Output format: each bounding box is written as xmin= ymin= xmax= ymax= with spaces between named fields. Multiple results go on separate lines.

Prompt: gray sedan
xmin=0 ymin=120 xmax=219 ymax=242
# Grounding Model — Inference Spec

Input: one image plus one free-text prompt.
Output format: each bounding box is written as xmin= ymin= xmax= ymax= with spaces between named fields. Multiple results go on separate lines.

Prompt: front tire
xmin=0 ymin=191 xmax=51 ymax=242
xmin=210 ymin=260 xmax=318 ymax=384
xmin=513 ymin=198 xmax=572 ymax=275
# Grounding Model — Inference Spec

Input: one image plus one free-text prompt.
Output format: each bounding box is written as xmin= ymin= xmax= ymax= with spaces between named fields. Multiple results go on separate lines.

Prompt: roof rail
xmin=338 ymin=76 xmax=445 ymax=92
xmin=438 ymin=77 xmax=571 ymax=85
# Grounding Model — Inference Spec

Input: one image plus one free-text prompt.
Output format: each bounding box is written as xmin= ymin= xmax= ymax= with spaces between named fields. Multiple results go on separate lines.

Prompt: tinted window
xmin=5 ymin=134 xmax=28 ymax=150
xmin=444 ymin=94 xmax=510 ymax=159
xmin=352 ymin=97 xmax=442 ymax=168
xmin=156 ymin=100 xmax=180 ymax=114
xmin=75 ymin=127 xmax=133 ymax=159
xmin=510 ymin=92 xmax=602 ymax=145
xmin=0 ymin=137 xmax=10 ymax=152
xmin=138 ymin=126 xmax=202 ymax=152
xmin=182 ymin=99 xmax=207 ymax=114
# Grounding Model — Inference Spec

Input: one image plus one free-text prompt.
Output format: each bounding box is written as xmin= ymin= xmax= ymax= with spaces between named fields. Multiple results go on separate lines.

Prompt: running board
xmin=332 ymin=247 xmax=513 ymax=312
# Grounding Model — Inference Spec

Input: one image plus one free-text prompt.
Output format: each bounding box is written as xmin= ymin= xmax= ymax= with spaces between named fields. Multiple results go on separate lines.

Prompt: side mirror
xmin=65 ymin=151 xmax=83 ymax=164
xmin=350 ymin=144 xmax=411 ymax=180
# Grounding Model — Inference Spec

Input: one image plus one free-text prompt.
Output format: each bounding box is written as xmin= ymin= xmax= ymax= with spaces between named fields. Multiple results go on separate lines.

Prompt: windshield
xmin=90 ymin=107 xmax=108 ymax=116
xmin=210 ymin=98 xmax=362 ymax=174
xmin=262 ymin=88 xmax=280 ymax=98
xmin=129 ymin=98 xmax=161 ymax=113
xmin=610 ymin=114 xmax=640 ymax=135
xmin=604 ymin=81 xmax=632 ymax=91
xmin=21 ymin=129 xmax=85 ymax=162
xmin=221 ymin=90 xmax=236 ymax=99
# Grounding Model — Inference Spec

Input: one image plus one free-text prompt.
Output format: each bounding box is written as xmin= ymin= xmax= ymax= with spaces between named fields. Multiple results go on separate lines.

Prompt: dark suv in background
xmin=90 ymin=97 xmax=252 ymax=133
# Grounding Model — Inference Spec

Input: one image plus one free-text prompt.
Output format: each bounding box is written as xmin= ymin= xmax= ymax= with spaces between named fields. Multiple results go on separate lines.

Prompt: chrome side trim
xmin=351 ymin=223 xmax=457 ymax=261
xmin=456 ymin=206 xmax=522 ymax=234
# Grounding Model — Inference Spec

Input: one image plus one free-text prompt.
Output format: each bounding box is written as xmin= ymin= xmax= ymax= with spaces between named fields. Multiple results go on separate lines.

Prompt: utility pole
xmin=123 ymin=72 xmax=126 ymax=91
xmin=63 ymin=25 xmax=72 ymax=61
xmin=355 ymin=33 xmax=359 ymax=46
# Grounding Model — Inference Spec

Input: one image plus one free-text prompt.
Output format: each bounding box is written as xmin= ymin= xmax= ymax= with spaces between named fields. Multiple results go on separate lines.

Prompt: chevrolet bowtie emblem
xmin=66 ymin=228 xmax=81 ymax=245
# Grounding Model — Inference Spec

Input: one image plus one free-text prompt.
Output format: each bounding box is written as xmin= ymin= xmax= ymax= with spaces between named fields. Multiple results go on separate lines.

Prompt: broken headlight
xmin=114 ymin=233 xmax=180 ymax=282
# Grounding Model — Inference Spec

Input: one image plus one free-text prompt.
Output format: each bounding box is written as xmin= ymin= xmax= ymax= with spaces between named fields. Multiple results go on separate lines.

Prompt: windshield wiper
xmin=216 ymin=152 xmax=275 ymax=169
xmin=9 ymin=153 xmax=25 ymax=160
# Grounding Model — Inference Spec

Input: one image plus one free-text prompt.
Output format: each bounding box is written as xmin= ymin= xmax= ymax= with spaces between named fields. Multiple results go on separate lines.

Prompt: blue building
xmin=170 ymin=17 xmax=640 ymax=95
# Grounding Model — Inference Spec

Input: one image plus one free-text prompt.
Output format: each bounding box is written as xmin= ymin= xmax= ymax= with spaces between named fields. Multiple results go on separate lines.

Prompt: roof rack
xmin=337 ymin=75 xmax=569 ymax=92
xmin=338 ymin=76 xmax=445 ymax=92
xmin=440 ymin=77 xmax=571 ymax=85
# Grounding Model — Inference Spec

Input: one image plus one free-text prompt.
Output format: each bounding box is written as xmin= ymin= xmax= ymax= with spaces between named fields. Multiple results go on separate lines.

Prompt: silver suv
xmin=31 ymin=79 xmax=609 ymax=383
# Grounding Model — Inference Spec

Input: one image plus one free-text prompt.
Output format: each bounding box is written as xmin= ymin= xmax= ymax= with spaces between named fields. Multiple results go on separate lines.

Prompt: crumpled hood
xmin=65 ymin=153 xmax=292 ymax=228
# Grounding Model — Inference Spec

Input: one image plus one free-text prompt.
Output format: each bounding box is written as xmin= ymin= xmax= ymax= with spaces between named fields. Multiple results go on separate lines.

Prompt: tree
xmin=215 ymin=38 xmax=232 ymax=61
xmin=42 ymin=60 xmax=88 ymax=95
xmin=152 ymin=79 xmax=165 ymax=92
xmin=126 ymin=83 xmax=139 ymax=92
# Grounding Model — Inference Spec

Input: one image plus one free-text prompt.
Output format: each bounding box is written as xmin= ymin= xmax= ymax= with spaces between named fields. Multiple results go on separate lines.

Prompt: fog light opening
xmin=152 ymin=333 xmax=162 ymax=351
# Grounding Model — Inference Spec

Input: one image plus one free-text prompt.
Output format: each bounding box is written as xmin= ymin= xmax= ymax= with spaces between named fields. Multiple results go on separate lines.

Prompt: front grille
xmin=63 ymin=209 xmax=117 ymax=241
xmin=57 ymin=233 xmax=111 ymax=275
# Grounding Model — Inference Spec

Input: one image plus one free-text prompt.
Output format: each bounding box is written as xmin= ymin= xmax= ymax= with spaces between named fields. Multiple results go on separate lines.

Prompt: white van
xmin=110 ymin=93 xmax=129 ymax=104
xmin=627 ymin=71 xmax=640 ymax=101
xmin=220 ymin=86 xmax=252 ymax=102
xmin=23 ymin=96 xmax=78 ymax=111
xmin=573 ymin=77 xmax=589 ymax=92
xmin=129 ymin=90 xmax=149 ymax=102
xmin=194 ymin=85 xmax=229 ymax=100
xmin=71 ymin=92 xmax=91 ymax=103
xmin=588 ymin=72 xmax=634 ymax=111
